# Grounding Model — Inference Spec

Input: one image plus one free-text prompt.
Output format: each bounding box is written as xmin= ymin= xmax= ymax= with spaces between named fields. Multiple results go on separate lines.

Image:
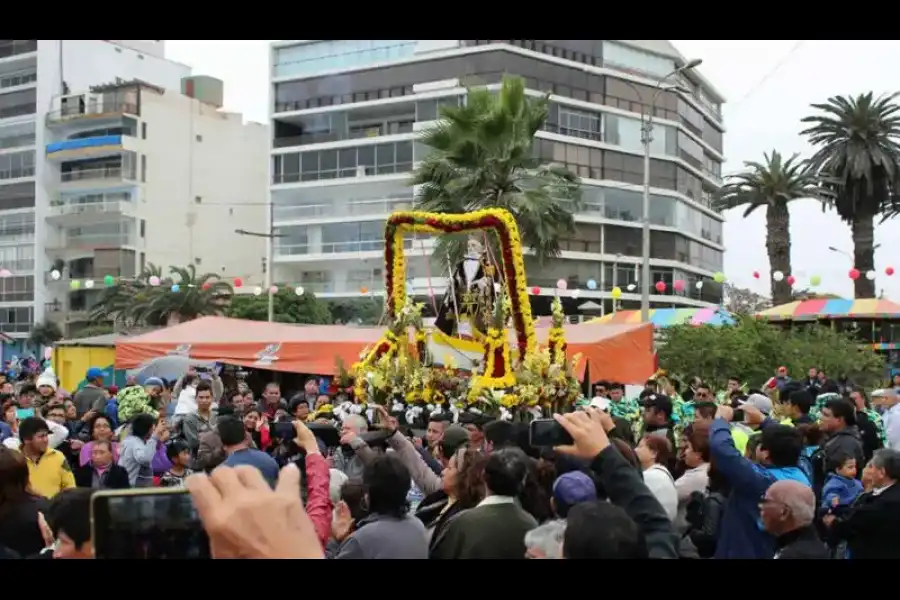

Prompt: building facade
xmin=268 ymin=40 xmax=726 ymax=314
xmin=0 ymin=39 xmax=268 ymax=346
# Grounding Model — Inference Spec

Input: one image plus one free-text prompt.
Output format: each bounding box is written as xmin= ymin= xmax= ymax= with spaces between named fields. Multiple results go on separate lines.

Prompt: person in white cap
xmin=35 ymin=367 xmax=60 ymax=412
xmin=733 ymin=394 xmax=774 ymax=437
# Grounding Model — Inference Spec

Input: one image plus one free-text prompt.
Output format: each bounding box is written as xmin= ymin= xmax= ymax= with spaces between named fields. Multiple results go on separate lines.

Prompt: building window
xmin=141 ymin=122 xmax=147 ymax=139
xmin=273 ymin=40 xmax=418 ymax=78
xmin=557 ymin=106 xmax=601 ymax=141
xmin=602 ymin=42 xmax=677 ymax=80
xmin=273 ymin=141 xmax=414 ymax=184
xmin=140 ymin=220 xmax=145 ymax=238
xmin=140 ymin=154 xmax=146 ymax=182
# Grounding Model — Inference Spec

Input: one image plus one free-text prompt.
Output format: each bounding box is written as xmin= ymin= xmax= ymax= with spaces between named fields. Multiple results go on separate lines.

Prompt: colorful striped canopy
xmin=588 ymin=307 xmax=735 ymax=328
xmin=756 ymin=298 xmax=900 ymax=321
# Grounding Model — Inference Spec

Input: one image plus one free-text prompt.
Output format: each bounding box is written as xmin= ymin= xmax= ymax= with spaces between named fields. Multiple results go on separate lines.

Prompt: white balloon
xmin=294 ymin=286 xmax=305 ymax=296
xmin=695 ymin=281 xmax=704 ymax=290
xmin=50 ymin=269 xmax=61 ymax=281
xmin=253 ymin=286 xmax=263 ymax=296
xmin=84 ymin=280 xmax=95 ymax=289
xmin=626 ymin=283 xmax=636 ymax=292
xmin=865 ymin=270 xmax=877 ymax=281
xmin=773 ymin=271 xmax=784 ymax=282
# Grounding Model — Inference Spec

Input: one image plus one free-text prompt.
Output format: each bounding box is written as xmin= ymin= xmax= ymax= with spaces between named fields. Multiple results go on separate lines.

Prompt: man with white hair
xmin=334 ymin=414 xmax=370 ymax=481
xmin=525 ymin=520 xmax=566 ymax=559
xmin=760 ymin=480 xmax=829 ymax=559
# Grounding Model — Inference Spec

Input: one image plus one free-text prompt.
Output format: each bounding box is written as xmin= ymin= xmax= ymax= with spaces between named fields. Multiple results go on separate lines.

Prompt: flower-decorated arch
xmin=385 ymin=209 xmax=537 ymax=359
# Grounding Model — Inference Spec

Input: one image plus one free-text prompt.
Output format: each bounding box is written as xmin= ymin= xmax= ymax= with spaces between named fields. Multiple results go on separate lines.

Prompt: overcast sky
xmin=165 ymin=40 xmax=900 ymax=302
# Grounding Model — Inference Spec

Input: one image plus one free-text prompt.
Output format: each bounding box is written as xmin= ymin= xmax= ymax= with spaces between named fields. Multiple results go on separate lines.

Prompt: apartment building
xmin=0 ymin=39 xmax=268 ymax=346
xmin=268 ymin=40 xmax=726 ymax=314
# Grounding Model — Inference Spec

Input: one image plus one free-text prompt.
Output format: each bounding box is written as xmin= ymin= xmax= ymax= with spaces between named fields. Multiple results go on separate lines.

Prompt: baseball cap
xmin=439 ymin=425 xmax=470 ymax=460
xmin=642 ymin=393 xmax=673 ymax=418
xmin=589 ymin=396 xmax=610 ymax=411
xmin=739 ymin=393 xmax=773 ymax=415
xmin=552 ymin=472 xmax=597 ymax=508
xmin=85 ymin=367 xmax=104 ymax=380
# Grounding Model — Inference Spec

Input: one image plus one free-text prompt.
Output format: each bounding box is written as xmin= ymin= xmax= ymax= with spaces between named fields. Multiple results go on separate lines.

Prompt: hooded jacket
xmin=822 ymin=426 xmax=865 ymax=482
xmin=709 ymin=418 xmax=811 ymax=559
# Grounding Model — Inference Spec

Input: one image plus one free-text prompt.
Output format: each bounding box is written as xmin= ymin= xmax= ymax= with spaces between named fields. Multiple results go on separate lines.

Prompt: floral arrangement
xmin=350 ymin=208 xmax=581 ymax=423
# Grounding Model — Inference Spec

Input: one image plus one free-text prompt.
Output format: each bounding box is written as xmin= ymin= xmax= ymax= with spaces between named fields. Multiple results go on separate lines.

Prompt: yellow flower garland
xmin=473 ymin=327 xmax=516 ymax=389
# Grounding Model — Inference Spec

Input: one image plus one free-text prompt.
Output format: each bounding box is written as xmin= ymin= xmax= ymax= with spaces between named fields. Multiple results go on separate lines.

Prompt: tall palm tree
xmin=801 ymin=92 xmax=900 ymax=298
xmin=714 ymin=151 xmax=829 ymax=306
xmin=412 ymin=76 xmax=581 ymax=264
xmin=90 ymin=264 xmax=232 ymax=327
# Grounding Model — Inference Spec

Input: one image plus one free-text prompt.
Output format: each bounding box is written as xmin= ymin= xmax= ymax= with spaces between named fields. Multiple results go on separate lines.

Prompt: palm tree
xmin=801 ymin=92 xmax=900 ymax=298
xmin=714 ymin=151 xmax=829 ymax=306
xmin=90 ymin=264 xmax=233 ymax=327
xmin=412 ymin=76 xmax=581 ymax=264
xmin=28 ymin=320 xmax=63 ymax=347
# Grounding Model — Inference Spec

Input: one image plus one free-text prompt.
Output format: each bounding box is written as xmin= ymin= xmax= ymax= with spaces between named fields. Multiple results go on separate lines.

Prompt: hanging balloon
xmin=294 ymin=286 xmax=305 ymax=296
xmin=611 ymin=286 xmax=622 ymax=299
xmin=70 ymin=280 xmax=80 ymax=290
xmin=586 ymin=279 xmax=597 ymax=290
xmin=84 ymin=280 xmax=95 ymax=289
xmin=570 ymin=289 xmax=580 ymax=299
xmin=268 ymin=285 xmax=279 ymax=294
xmin=695 ymin=281 xmax=704 ymax=290
xmin=887 ymin=267 xmax=895 ymax=276
xmin=201 ymin=282 xmax=211 ymax=291
xmin=626 ymin=283 xmax=636 ymax=292
xmin=865 ymin=270 xmax=876 ymax=281
xmin=809 ymin=275 xmax=821 ymax=286
xmin=556 ymin=279 xmax=568 ymax=290
xmin=712 ymin=272 xmax=726 ymax=284
xmin=848 ymin=268 xmax=860 ymax=280
xmin=752 ymin=271 xmax=760 ymax=279
xmin=0 ymin=269 xmax=11 ymax=278
xmin=104 ymin=275 xmax=114 ymax=286
xmin=149 ymin=276 xmax=161 ymax=286
xmin=171 ymin=284 xmax=181 ymax=293
xmin=233 ymin=277 xmax=243 ymax=288
xmin=359 ymin=286 xmax=368 ymax=294
xmin=531 ymin=286 xmax=541 ymax=295
xmin=655 ymin=281 xmax=667 ymax=294
xmin=673 ymin=279 xmax=685 ymax=292
xmin=253 ymin=286 xmax=263 ymax=296
xmin=50 ymin=269 xmax=61 ymax=281
xmin=786 ymin=275 xmax=796 ymax=286
xmin=773 ymin=271 xmax=784 ymax=282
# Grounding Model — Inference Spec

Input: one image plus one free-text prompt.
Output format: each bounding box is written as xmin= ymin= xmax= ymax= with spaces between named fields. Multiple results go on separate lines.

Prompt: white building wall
xmin=137 ymin=89 xmax=268 ymax=284
xmin=31 ymin=40 xmax=192 ymax=323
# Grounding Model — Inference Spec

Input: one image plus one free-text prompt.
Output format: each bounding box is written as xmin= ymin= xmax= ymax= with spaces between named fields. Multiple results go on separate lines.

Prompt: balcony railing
xmin=275 ymin=238 xmax=415 ymax=257
xmin=0 ymin=103 xmax=36 ymax=120
xmin=0 ymin=69 xmax=36 ymax=90
xmin=51 ymin=234 xmax=134 ymax=250
xmin=273 ymin=121 xmax=415 ymax=148
xmin=60 ymin=166 xmax=134 ymax=184
xmin=0 ymin=40 xmax=37 ymax=60
xmin=273 ymin=196 xmax=414 ymax=221
xmin=0 ymin=165 xmax=34 ymax=181
xmin=0 ymin=132 xmax=35 ymax=150
xmin=48 ymin=200 xmax=133 ymax=218
xmin=46 ymin=101 xmax=139 ymax=123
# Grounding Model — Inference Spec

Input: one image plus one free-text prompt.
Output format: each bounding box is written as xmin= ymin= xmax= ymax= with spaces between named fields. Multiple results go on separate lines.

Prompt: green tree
xmin=714 ymin=151 xmax=828 ymax=306
xmin=90 ymin=264 xmax=233 ymax=327
xmin=412 ymin=75 xmax=581 ymax=263
xmin=225 ymin=290 xmax=332 ymax=324
xmin=658 ymin=316 xmax=885 ymax=390
xmin=801 ymin=92 xmax=900 ymax=298
xmin=325 ymin=297 xmax=385 ymax=325
xmin=28 ymin=320 xmax=63 ymax=347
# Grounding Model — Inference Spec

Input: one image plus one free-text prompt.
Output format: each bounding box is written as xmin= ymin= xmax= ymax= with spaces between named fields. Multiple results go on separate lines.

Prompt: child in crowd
xmin=158 ymin=440 xmax=194 ymax=488
xmin=820 ymin=453 xmax=864 ymax=517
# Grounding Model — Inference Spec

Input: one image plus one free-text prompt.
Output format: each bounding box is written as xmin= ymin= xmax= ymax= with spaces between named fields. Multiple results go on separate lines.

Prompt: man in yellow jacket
xmin=16 ymin=417 xmax=75 ymax=498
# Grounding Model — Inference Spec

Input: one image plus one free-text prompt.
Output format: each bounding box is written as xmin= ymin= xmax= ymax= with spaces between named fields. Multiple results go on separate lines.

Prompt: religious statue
xmin=434 ymin=236 xmax=498 ymax=341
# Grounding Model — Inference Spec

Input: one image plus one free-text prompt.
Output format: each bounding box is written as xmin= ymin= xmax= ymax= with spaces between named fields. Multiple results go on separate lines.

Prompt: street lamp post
xmin=828 ymin=244 xmax=881 ymax=263
xmin=235 ymin=201 xmax=284 ymax=322
xmin=637 ymin=59 xmax=703 ymax=323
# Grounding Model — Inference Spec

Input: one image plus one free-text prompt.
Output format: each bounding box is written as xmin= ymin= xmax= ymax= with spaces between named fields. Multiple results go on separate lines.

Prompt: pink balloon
xmin=786 ymin=275 xmax=796 ymax=286
xmin=849 ymin=268 xmax=860 ymax=280
xmin=752 ymin=271 xmax=760 ymax=279
xmin=887 ymin=267 xmax=895 ymax=276
xmin=655 ymin=281 xmax=667 ymax=294
xmin=233 ymin=277 xmax=243 ymax=288
xmin=268 ymin=285 xmax=279 ymax=294
xmin=531 ymin=286 xmax=541 ymax=295
xmin=673 ymin=279 xmax=685 ymax=292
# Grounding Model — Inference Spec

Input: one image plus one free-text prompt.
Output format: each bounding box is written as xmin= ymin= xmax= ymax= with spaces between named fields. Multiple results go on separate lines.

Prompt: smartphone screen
xmin=529 ymin=419 xmax=574 ymax=447
xmin=91 ymin=489 xmax=210 ymax=559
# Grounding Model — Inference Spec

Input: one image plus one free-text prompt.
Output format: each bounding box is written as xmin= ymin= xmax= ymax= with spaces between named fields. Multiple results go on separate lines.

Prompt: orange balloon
xmin=360 ymin=286 xmax=368 ymax=294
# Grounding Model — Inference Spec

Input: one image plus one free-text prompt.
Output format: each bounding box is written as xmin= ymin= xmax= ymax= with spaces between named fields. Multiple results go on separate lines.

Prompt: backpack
xmin=798 ymin=445 xmax=817 ymax=483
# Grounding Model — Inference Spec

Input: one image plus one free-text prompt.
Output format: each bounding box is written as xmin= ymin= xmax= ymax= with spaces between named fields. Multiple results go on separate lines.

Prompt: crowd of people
xmin=0 ymin=363 xmax=899 ymax=559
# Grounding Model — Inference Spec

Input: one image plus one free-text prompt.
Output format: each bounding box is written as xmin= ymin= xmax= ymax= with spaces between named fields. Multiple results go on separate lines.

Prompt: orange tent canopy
xmin=115 ymin=316 xmax=654 ymax=381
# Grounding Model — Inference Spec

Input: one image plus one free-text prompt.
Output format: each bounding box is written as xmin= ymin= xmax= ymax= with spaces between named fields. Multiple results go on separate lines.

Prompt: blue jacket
xmin=105 ymin=398 xmax=119 ymax=430
xmin=710 ymin=418 xmax=810 ymax=559
xmin=821 ymin=474 xmax=863 ymax=511
xmin=0 ymin=420 xmax=11 ymax=442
